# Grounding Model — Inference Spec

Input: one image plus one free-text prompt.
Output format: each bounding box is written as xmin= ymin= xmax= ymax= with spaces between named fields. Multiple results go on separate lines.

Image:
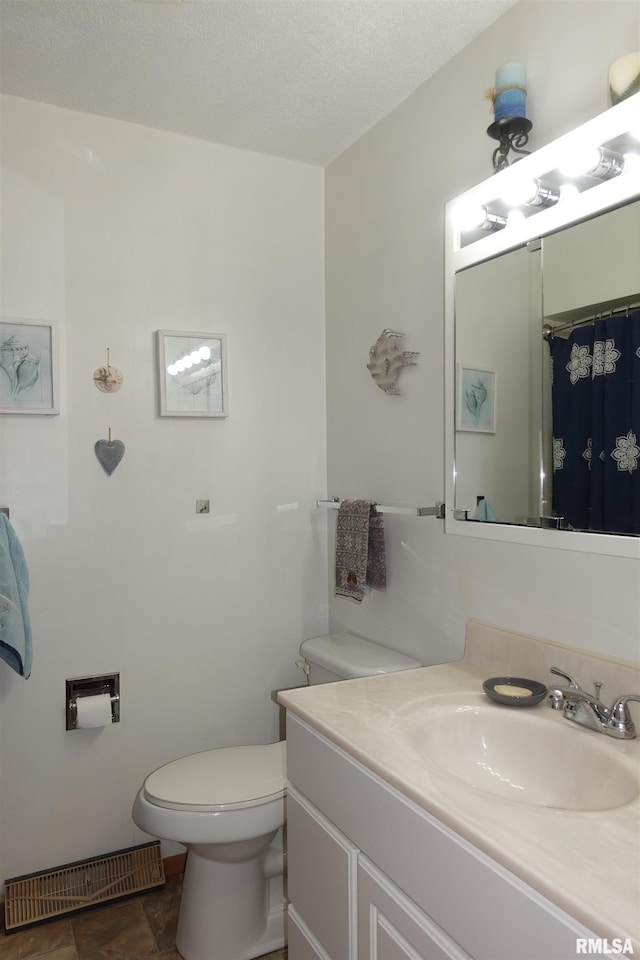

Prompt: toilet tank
xmin=299 ymin=632 xmax=421 ymax=685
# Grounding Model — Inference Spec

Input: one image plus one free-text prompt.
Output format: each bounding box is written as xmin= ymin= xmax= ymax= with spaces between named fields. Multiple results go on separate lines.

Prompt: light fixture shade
xmin=560 ymin=145 xmax=624 ymax=181
xmin=502 ymin=177 xmax=559 ymax=208
xmin=456 ymin=203 xmax=506 ymax=232
xmin=482 ymin=210 xmax=507 ymax=231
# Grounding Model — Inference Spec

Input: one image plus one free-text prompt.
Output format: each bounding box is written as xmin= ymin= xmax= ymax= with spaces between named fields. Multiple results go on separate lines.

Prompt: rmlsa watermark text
xmin=576 ymin=939 xmax=634 ymax=956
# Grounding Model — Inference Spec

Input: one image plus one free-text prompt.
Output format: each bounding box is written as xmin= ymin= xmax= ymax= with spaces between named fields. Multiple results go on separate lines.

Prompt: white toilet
xmin=133 ymin=633 xmax=420 ymax=960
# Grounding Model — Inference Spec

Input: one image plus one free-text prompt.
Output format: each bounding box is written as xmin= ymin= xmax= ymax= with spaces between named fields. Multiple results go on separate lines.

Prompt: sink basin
xmin=395 ymin=697 xmax=639 ymax=811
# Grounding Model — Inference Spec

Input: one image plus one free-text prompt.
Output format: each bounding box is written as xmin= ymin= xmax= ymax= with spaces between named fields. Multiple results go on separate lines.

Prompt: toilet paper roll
xmin=76 ymin=693 xmax=113 ymax=728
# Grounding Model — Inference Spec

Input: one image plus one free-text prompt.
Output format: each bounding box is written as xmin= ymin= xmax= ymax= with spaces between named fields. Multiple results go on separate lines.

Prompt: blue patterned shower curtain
xmin=549 ymin=311 xmax=640 ymax=535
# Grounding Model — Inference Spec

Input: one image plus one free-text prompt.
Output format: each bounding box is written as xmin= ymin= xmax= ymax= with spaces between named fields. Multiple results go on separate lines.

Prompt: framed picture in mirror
xmin=456 ymin=365 xmax=496 ymax=433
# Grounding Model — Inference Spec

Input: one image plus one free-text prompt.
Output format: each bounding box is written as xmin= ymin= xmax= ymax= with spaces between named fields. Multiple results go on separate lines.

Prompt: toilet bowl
xmin=133 ymin=633 xmax=421 ymax=960
xmin=133 ymin=741 xmax=286 ymax=960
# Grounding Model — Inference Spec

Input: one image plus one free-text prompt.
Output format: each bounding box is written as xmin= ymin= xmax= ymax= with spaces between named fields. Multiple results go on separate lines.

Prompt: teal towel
xmin=474 ymin=498 xmax=497 ymax=522
xmin=0 ymin=515 xmax=32 ymax=678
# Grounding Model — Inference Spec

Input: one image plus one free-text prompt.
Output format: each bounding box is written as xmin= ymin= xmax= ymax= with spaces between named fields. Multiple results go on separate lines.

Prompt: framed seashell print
xmin=456 ymin=365 xmax=496 ymax=433
xmin=0 ymin=318 xmax=59 ymax=415
xmin=157 ymin=330 xmax=228 ymax=418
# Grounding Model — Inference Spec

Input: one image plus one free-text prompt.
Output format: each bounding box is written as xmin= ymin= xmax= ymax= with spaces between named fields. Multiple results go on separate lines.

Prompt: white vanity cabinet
xmin=285 ymin=713 xmax=595 ymax=960
xmin=356 ymin=855 xmax=470 ymax=960
xmin=287 ymin=788 xmax=358 ymax=960
xmin=287 ymin=785 xmax=466 ymax=960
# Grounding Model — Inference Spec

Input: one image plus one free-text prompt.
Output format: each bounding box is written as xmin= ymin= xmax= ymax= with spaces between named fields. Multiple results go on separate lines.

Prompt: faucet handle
xmin=550 ymin=666 xmax=579 ymax=689
xmin=607 ymin=695 xmax=640 ymax=740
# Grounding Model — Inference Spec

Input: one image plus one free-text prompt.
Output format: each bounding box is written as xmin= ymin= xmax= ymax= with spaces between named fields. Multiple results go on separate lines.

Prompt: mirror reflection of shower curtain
xmin=550 ymin=311 xmax=640 ymax=534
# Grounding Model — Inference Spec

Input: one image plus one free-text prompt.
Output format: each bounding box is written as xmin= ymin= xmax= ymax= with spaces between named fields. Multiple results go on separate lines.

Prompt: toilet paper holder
xmin=66 ymin=673 xmax=120 ymax=730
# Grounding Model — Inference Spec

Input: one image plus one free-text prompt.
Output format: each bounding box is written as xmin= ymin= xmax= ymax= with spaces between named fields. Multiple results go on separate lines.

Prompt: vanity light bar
xmin=462 ymin=147 xmax=627 ymax=225
xmin=452 ymin=91 xmax=640 ymax=245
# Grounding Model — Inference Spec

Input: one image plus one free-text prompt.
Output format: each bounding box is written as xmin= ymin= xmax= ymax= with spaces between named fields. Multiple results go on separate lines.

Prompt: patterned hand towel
xmin=0 ymin=514 xmax=32 ymax=678
xmin=335 ymin=500 xmax=387 ymax=602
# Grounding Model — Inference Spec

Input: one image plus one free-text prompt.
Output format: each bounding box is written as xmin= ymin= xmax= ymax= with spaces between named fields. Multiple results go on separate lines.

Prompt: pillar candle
xmin=494 ymin=63 xmax=527 ymax=122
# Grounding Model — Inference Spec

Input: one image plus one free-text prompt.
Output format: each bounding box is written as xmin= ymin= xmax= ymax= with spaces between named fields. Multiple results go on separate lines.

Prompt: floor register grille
xmin=3 ymin=841 xmax=165 ymax=932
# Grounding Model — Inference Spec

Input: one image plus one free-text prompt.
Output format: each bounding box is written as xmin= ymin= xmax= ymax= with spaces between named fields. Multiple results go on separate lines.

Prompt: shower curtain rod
xmin=543 ymin=300 xmax=640 ymax=340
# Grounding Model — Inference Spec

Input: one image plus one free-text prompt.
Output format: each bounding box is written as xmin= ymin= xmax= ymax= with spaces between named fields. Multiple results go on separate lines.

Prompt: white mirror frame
xmin=444 ymin=92 xmax=640 ymax=559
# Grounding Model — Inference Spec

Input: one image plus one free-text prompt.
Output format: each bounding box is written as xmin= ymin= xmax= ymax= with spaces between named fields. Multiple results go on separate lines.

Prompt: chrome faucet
xmin=547 ymin=667 xmax=640 ymax=740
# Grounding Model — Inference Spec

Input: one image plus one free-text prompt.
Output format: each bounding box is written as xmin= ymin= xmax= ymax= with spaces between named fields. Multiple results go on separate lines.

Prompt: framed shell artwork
xmin=0 ymin=318 xmax=59 ymax=415
xmin=456 ymin=365 xmax=496 ymax=433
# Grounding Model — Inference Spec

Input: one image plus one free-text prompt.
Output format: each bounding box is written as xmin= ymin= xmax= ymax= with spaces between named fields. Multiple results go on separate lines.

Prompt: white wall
xmin=0 ymin=96 xmax=327 ymax=880
xmin=325 ymin=0 xmax=640 ymax=666
xmin=2 ymin=0 xmax=639 ymax=889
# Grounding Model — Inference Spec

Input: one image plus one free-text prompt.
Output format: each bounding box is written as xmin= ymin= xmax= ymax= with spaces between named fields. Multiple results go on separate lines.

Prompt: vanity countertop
xmin=278 ymin=624 xmax=640 ymax=952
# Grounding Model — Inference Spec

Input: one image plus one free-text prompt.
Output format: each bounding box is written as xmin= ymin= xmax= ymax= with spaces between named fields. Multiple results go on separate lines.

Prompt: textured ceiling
xmin=0 ymin=0 xmax=517 ymax=166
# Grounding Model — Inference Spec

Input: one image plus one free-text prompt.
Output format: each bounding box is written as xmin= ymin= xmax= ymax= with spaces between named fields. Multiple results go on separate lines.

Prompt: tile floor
xmin=0 ymin=875 xmax=287 ymax=960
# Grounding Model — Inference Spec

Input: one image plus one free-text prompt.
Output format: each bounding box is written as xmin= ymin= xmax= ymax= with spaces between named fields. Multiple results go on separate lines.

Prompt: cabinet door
xmin=288 ymin=905 xmax=332 ymax=960
xmin=358 ymin=857 xmax=470 ymax=960
xmin=287 ymin=786 xmax=359 ymax=960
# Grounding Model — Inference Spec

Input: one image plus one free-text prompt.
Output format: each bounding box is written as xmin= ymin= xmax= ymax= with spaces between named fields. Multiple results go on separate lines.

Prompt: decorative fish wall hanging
xmin=367 ymin=329 xmax=419 ymax=395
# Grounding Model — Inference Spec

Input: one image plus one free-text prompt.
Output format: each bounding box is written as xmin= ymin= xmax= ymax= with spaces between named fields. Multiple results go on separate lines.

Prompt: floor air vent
xmin=4 ymin=840 xmax=165 ymax=932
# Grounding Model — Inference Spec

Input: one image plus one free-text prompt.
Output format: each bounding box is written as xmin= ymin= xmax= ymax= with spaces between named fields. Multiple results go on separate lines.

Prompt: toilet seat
xmin=143 ymin=741 xmax=286 ymax=813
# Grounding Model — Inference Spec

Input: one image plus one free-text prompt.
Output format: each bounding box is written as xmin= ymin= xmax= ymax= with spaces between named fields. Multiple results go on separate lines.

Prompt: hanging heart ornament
xmin=94 ymin=438 xmax=125 ymax=476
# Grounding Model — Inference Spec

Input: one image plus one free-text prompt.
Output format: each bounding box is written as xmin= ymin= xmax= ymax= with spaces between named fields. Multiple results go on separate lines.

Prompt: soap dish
xmin=483 ymin=676 xmax=547 ymax=707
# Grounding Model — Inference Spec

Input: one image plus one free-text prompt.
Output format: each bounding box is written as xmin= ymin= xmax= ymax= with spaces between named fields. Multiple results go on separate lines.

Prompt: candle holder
xmin=487 ymin=117 xmax=533 ymax=172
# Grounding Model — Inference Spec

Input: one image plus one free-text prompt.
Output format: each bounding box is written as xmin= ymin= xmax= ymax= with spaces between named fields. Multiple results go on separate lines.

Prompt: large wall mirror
xmin=444 ymin=93 xmax=640 ymax=559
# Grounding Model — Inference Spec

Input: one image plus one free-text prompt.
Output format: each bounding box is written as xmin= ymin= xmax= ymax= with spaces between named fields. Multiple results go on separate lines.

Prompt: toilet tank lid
xmin=299 ymin=633 xmax=421 ymax=679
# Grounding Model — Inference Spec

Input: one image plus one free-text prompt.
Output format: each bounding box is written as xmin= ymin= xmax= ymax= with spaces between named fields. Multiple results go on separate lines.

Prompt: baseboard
xmin=163 ymin=852 xmax=186 ymax=877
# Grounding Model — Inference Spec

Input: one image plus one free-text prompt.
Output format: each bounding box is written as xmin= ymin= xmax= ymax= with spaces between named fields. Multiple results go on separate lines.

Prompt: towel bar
xmin=317 ymin=498 xmax=444 ymax=518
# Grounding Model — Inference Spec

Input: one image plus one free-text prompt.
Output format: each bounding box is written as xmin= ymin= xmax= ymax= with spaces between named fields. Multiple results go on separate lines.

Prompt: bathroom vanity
xmin=278 ymin=621 xmax=640 ymax=960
